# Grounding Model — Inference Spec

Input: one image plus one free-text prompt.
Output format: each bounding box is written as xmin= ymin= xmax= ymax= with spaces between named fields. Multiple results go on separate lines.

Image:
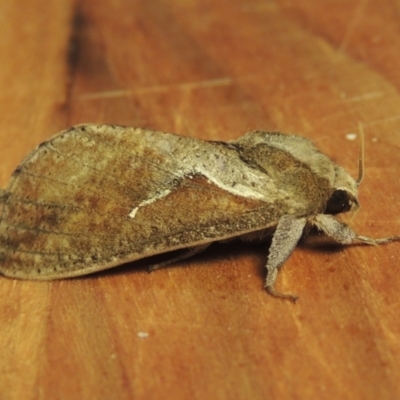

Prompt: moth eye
xmin=325 ymin=189 xmax=351 ymax=214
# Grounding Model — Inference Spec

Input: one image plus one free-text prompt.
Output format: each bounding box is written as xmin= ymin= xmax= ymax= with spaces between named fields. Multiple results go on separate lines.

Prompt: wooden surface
xmin=1 ymin=0 xmax=400 ymax=399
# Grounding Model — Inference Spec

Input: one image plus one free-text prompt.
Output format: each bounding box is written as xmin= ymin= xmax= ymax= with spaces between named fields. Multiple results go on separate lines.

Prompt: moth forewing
xmin=0 ymin=124 xmax=399 ymax=302
xmin=0 ymin=125 xmax=302 ymax=279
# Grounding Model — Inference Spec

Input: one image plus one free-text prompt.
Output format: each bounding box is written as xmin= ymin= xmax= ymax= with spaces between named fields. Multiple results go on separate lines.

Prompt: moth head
xmin=325 ymin=166 xmax=359 ymax=214
xmin=325 ymin=129 xmax=364 ymax=215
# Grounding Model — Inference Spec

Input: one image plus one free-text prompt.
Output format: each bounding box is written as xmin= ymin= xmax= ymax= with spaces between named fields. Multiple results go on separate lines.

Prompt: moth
xmin=0 ymin=124 xmax=398 ymax=301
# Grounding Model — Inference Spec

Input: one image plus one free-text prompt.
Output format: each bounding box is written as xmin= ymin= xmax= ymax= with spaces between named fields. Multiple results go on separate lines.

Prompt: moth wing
xmin=0 ymin=125 xmax=301 ymax=279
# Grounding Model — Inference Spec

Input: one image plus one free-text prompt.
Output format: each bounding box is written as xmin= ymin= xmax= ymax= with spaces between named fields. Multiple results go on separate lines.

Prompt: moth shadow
xmin=85 ymin=240 xmax=268 ymax=281
xmin=81 ymin=232 xmax=348 ymax=282
xmin=299 ymin=232 xmax=349 ymax=254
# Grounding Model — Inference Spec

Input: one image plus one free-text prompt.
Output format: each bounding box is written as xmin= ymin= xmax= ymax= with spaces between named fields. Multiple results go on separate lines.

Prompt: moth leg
xmin=264 ymin=216 xmax=307 ymax=303
xmin=313 ymin=214 xmax=400 ymax=245
xmin=148 ymin=244 xmax=210 ymax=271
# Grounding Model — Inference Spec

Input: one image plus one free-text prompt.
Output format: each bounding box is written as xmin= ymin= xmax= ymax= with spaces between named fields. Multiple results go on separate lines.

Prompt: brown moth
xmin=0 ymin=124 xmax=398 ymax=301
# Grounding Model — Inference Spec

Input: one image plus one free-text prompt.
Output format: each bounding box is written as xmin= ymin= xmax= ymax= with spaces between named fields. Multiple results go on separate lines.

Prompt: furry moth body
xmin=0 ymin=124 xmax=399 ymax=301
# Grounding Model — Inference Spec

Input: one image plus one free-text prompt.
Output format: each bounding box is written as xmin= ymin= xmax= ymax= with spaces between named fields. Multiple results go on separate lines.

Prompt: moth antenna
xmin=356 ymin=122 xmax=365 ymax=186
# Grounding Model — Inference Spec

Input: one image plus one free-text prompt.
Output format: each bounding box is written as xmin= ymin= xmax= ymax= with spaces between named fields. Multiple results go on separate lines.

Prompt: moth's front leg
xmin=264 ymin=216 xmax=307 ymax=302
xmin=312 ymin=214 xmax=400 ymax=245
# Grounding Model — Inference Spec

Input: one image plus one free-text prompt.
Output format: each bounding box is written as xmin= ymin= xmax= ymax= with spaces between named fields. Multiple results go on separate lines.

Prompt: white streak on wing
xmin=199 ymin=168 xmax=271 ymax=200
xmin=193 ymin=152 xmax=276 ymax=201
xmin=128 ymin=207 xmax=139 ymax=219
xmin=129 ymin=189 xmax=172 ymax=219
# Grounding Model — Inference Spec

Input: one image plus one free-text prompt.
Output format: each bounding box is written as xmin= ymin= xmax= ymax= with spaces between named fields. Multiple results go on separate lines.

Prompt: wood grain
xmin=1 ymin=0 xmax=400 ymax=399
